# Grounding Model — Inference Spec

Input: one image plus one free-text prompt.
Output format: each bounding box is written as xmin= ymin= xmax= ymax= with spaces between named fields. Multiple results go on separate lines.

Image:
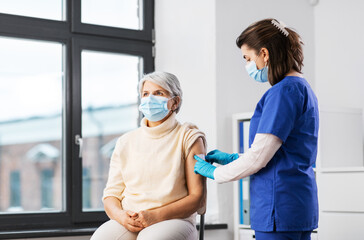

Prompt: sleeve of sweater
xmin=102 ymin=137 xmax=126 ymax=203
xmin=214 ymin=133 xmax=282 ymax=183
xmin=182 ymin=123 xmax=207 ymax=159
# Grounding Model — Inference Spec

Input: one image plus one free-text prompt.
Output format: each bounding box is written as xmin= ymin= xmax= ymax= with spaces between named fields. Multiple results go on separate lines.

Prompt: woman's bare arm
xmin=137 ymin=137 xmax=206 ymax=226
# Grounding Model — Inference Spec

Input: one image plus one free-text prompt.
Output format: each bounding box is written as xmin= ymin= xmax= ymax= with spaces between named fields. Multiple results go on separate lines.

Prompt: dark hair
xmin=236 ymin=18 xmax=304 ymax=85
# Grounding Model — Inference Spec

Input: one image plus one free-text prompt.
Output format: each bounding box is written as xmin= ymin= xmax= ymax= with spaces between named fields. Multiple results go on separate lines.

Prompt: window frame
xmin=0 ymin=0 xmax=154 ymax=238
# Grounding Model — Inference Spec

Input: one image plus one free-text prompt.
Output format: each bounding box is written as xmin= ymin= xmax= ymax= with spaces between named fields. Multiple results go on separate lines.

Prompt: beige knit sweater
xmin=103 ymin=113 xmax=206 ymax=222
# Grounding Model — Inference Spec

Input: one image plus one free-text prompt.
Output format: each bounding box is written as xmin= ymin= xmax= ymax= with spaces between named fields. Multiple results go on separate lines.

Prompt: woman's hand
xmin=136 ymin=209 xmax=160 ymax=228
xmin=104 ymin=197 xmax=143 ymax=232
xmin=119 ymin=210 xmax=144 ymax=232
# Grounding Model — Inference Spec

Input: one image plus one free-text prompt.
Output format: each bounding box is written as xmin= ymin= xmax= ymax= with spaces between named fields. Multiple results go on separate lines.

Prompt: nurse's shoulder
xmin=268 ymin=76 xmax=308 ymax=97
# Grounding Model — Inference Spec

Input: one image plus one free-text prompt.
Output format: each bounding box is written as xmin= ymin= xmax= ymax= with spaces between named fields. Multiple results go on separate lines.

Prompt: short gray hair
xmin=138 ymin=71 xmax=183 ymax=113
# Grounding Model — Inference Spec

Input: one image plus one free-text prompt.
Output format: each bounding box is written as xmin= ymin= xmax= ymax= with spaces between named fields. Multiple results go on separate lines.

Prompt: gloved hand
xmin=194 ymin=155 xmax=216 ymax=180
xmin=205 ymin=149 xmax=239 ymax=165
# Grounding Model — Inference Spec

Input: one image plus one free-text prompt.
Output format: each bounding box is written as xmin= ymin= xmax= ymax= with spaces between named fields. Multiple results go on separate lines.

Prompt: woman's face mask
xmin=241 ymin=45 xmax=268 ymax=83
xmin=245 ymin=52 xmax=268 ymax=83
xmin=139 ymin=95 xmax=172 ymax=122
xmin=245 ymin=61 xmax=268 ymax=83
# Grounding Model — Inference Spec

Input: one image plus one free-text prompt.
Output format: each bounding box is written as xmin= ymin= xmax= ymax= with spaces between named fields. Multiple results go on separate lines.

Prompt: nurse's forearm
xmin=214 ymin=134 xmax=282 ymax=183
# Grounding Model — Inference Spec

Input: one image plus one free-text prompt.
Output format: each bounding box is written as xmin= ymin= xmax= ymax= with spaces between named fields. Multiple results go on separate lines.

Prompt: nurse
xmin=194 ymin=18 xmax=319 ymax=240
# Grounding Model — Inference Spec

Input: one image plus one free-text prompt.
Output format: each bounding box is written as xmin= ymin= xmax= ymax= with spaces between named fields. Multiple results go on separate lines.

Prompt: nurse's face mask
xmin=139 ymin=94 xmax=174 ymax=122
xmin=245 ymin=50 xmax=268 ymax=83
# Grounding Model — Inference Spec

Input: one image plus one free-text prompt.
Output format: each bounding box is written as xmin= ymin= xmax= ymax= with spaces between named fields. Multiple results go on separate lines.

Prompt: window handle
xmin=75 ymin=134 xmax=83 ymax=158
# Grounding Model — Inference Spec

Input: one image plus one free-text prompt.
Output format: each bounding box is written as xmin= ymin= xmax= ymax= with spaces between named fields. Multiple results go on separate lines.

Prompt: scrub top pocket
xmin=250 ymin=176 xmax=274 ymax=231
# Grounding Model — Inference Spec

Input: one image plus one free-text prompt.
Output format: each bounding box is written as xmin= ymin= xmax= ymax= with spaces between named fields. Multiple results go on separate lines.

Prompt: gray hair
xmin=138 ymin=71 xmax=183 ymax=113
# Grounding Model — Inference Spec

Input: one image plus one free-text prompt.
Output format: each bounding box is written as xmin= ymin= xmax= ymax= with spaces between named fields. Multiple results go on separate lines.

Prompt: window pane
xmin=41 ymin=169 xmax=54 ymax=209
xmin=81 ymin=50 xmax=141 ymax=211
xmin=0 ymin=0 xmax=65 ymax=21
xmin=10 ymin=171 xmax=21 ymax=208
xmin=81 ymin=0 xmax=142 ymax=30
xmin=0 ymin=37 xmax=64 ymax=213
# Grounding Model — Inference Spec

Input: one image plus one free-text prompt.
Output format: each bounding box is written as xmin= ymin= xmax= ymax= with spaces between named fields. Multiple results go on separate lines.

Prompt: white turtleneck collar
xmin=140 ymin=112 xmax=179 ymax=139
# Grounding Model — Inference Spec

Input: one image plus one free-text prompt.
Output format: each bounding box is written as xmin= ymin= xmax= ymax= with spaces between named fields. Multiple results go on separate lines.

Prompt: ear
xmin=261 ymin=47 xmax=269 ymax=63
xmin=171 ymin=96 xmax=181 ymax=111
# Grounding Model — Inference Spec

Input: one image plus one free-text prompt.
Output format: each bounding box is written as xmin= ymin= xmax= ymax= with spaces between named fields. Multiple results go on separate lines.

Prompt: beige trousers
xmin=90 ymin=219 xmax=198 ymax=240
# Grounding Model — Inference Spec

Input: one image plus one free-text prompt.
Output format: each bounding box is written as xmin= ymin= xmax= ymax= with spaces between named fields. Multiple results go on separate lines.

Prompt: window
xmin=0 ymin=0 xmax=154 ymax=238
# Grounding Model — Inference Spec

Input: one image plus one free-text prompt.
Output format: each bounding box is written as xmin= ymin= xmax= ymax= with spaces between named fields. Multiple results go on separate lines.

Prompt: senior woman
xmin=91 ymin=71 xmax=207 ymax=240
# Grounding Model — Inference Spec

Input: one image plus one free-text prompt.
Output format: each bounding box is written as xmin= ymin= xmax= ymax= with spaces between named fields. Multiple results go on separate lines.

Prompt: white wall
xmin=315 ymin=0 xmax=364 ymax=149
xmin=315 ymin=1 xmax=364 ymax=239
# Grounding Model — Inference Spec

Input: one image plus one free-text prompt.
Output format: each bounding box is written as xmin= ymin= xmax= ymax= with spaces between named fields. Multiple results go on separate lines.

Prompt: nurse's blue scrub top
xmin=249 ymin=76 xmax=319 ymax=232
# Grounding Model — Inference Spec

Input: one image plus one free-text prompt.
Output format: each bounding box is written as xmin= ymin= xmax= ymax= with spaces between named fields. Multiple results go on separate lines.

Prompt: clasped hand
xmin=120 ymin=209 xmax=157 ymax=232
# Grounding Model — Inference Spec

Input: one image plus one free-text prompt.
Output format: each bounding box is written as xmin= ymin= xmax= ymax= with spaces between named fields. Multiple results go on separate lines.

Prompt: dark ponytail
xmin=236 ymin=18 xmax=304 ymax=85
xmin=286 ymin=28 xmax=304 ymax=74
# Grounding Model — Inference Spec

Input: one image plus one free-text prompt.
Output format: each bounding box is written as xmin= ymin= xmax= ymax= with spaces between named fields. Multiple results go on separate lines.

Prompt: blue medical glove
xmin=205 ymin=149 xmax=239 ymax=165
xmin=194 ymin=155 xmax=216 ymax=180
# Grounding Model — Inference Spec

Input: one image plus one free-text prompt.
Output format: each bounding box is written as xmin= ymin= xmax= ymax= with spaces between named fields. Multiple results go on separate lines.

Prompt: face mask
xmin=245 ymin=57 xmax=268 ymax=83
xmin=139 ymin=95 xmax=172 ymax=122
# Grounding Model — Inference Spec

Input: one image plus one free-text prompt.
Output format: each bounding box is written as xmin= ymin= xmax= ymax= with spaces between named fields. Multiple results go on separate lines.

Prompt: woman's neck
xmin=286 ymin=70 xmax=303 ymax=78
